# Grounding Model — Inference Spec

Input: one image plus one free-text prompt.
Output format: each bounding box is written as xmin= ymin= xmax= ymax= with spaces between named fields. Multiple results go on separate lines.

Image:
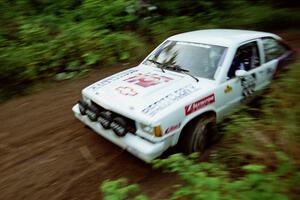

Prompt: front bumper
xmin=72 ymin=104 xmax=166 ymax=162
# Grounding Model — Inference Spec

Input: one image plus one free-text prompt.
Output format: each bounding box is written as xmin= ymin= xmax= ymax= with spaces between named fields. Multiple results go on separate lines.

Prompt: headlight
xmin=82 ymin=94 xmax=91 ymax=104
xmin=140 ymin=124 xmax=162 ymax=137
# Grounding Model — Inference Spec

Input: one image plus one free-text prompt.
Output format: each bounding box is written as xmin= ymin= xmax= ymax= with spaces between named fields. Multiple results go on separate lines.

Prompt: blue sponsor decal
xmin=142 ymin=85 xmax=198 ymax=116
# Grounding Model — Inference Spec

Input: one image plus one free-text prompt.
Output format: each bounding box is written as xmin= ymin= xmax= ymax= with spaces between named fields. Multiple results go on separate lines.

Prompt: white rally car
xmin=72 ymin=29 xmax=295 ymax=162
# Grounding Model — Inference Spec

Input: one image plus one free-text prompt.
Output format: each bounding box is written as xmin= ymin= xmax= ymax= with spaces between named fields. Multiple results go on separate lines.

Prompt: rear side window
xmin=262 ymin=38 xmax=288 ymax=62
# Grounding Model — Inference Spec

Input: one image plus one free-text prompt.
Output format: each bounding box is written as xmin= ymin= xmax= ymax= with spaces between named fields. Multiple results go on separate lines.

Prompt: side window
xmin=262 ymin=37 xmax=288 ymax=62
xmin=227 ymin=41 xmax=260 ymax=79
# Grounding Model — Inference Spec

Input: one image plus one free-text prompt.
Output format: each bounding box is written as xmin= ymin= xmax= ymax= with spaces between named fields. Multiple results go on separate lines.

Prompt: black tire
xmin=178 ymin=114 xmax=217 ymax=154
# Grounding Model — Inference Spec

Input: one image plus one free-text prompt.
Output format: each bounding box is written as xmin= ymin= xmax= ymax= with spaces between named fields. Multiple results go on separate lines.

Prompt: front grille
xmin=87 ymin=101 xmax=137 ymax=135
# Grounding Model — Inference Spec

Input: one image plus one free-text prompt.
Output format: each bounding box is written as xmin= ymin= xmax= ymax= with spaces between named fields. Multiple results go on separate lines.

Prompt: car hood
xmin=82 ymin=65 xmax=215 ymax=124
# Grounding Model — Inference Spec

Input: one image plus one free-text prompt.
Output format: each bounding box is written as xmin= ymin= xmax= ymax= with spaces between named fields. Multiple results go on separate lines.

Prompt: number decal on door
xmin=241 ymin=74 xmax=256 ymax=97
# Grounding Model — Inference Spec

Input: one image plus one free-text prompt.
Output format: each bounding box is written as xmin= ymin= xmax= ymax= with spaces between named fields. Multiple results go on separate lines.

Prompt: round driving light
xmin=86 ymin=104 xmax=99 ymax=121
xmin=98 ymin=111 xmax=113 ymax=129
xmin=78 ymin=100 xmax=88 ymax=115
xmin=111 ymin=117 xmax=127 ymax=137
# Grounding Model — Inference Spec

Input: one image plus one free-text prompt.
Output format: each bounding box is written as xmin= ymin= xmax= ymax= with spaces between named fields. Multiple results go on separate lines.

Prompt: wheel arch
xmin=176 ymin=110 xmax=217 ymax=144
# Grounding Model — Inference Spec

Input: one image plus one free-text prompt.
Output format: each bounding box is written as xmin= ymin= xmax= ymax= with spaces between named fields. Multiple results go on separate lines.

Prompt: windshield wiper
xmin=147 ymin=59 xmax=199 ymax=82
xmin=147 ymin=59 xmax=165 ymax=73
xmin=170 ymin=64 xmax=199 ymax=82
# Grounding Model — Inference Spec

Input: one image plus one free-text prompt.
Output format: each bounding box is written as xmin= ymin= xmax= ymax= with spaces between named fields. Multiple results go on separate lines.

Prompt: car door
xmin=216 ymin=40 xmax=263 ymax=118
xmin=235 ymin=40 xmax=265 ymax=95
xmin=259 ymin=37 xmax=295 ymax=86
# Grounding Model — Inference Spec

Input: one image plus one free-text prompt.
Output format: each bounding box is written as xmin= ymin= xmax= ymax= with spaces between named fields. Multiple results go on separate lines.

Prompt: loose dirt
xmin=0 ymin=66 xmax=175 ymax=200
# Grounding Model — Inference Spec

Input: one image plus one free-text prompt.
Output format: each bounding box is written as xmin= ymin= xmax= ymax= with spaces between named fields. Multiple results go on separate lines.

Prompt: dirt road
xmin=0 ymin=32 xmax=299 ymax=200
xmin=0 ymin=65 xmax=176 ymax=200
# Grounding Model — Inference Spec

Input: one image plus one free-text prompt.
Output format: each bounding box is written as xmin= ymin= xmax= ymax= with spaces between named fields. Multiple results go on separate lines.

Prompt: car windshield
xmin=143 ymin=40 xmax=227 ymax=79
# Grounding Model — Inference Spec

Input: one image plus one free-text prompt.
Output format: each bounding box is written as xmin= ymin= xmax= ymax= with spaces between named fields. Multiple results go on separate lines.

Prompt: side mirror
xmin=235 ymin=70 xmax=248 ymax=78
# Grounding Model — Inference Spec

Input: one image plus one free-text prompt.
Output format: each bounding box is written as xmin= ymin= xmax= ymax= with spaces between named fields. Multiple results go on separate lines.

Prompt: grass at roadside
xmin=216 ymin=60 xmax=300 ymax=169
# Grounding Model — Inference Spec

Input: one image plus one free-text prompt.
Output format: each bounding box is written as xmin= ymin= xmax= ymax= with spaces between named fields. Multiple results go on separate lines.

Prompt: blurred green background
xmin=0 ymin=0 xmax=299 ymax=100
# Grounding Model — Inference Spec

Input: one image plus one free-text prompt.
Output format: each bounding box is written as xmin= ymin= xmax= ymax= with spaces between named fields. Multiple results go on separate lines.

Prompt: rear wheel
xmin=179 ymin=114 xmax=217 ymax=154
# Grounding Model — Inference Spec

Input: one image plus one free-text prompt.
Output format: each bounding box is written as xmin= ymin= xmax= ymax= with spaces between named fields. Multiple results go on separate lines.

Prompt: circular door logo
xmin=115 ymin=86 xmax=138 ymax=96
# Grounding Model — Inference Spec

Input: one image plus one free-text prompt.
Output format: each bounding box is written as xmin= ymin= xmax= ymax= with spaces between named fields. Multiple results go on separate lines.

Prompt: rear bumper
xmin=72 ymin=104 xmax=166 ymax=162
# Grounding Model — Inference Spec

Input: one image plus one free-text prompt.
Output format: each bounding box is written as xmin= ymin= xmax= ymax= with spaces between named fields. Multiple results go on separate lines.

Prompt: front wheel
xmin=178 ymin=114 xmax=217 ymax=154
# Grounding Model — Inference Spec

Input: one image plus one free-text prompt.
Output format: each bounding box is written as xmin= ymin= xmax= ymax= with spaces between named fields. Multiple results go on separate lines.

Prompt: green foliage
xmin=147 ymin=16 xmax=216 ymax=42
xmin=157 ymin=154 xmax=294 ymax=200
xmin=101 ymin=178 xmax=148 ymax=200
xmin=220 ymin=5 xmax=300 ymax=30
xmin=262 ymin=61 xmax=300 ymax=135
xmin=101 ymin=153 xmax=298 ymax=200
xmin=0 ymin=0 xmax=299 ymax=101
xmin=0 ymin=0 xmax=144 ymax=100
xmin=215 ymin=60 xmax=300 ymax=171
xmin=79 ymin=0 xmax=138 ymax=30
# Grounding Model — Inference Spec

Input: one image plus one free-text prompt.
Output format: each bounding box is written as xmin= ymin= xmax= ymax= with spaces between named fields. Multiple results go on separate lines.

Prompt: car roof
xmin=168 ymin=29 xmax=280 ymax=47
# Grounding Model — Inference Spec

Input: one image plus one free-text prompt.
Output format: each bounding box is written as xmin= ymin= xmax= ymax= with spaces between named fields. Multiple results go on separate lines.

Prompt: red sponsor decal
xmin=165 ymin=123 xmax=181 ymax=134
xmin=185 ymin=94 xmax=215 ymax=116
xmin=124 ymin=73 xmax=173 ymax=88
xmin=116 ymin=86 xmax=138 ymax=96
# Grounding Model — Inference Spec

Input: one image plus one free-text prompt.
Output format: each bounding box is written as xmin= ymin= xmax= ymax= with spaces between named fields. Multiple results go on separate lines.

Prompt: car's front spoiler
xmin=72 ymin=104 xmax=165 ymax=162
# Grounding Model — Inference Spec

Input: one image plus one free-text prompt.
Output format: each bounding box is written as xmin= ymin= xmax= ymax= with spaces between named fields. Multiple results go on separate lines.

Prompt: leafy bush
xmin=220 ymin=5 xmax=300 ymax=30
xmin=1 ymin=0 xmax=299 ymax=101
xmin=101 ymin=178 xmax=148 ymax=200
xmin=215 ymin=60 xmax=300 ymax=170
xmin=0 ymin=0 xmax=145 ymax=100
xmin=101 ymin=153 xmax=299 ymax=200
xmin=147 ymin=16 xmax=216 ymax=43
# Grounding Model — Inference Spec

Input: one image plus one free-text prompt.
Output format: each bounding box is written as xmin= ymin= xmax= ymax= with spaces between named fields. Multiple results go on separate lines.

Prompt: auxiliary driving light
xmin=78 ymin=100 xmax=88 ymax=115
xmin=98 ymin=111 xmax=113 ymax=129
xmin=110 ymin=117 xmax=127 ymax=137
xmin=86 ymin=104 xmax=99 ymax=121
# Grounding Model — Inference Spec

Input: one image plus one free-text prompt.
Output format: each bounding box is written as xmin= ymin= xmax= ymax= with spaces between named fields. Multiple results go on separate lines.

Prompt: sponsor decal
xmin=124 ymin=73 xmax=173 ymax=88
xmin=142 ymin=85 xmax=198 ymax=116
xmin=224 ymin=85 xmax=233 ymax=94
xmin=241 ymin=74 xmax=256 ymax=97
xmin=177 ymin=41 xmax=211 ymax=49
xmin=115 ymin=86 xmax=138 ymax=96
xmin=165 ymin=123 xmax=181 ymax=134
xmin=185 ymin=94 xmax=215 ymax=116
xmin=88 ymin=69 xmax=138 ymax=91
